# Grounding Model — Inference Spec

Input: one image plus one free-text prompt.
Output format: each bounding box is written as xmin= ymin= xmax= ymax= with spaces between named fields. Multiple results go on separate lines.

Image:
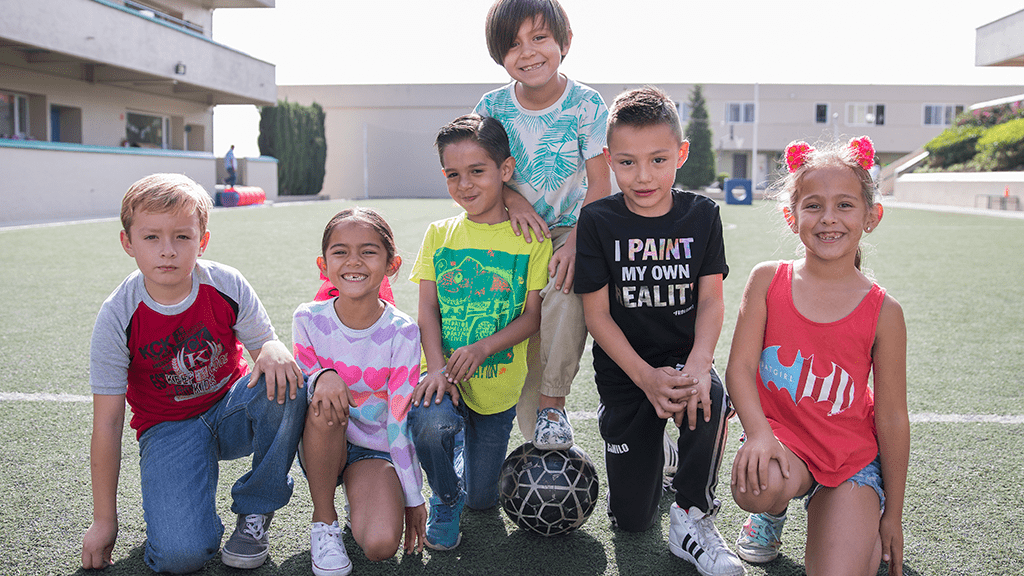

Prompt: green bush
xmin=258 ymin=100 xmax=327 ymax=196
xmin=975 ymin=118 xmax=1024 ymax=171
xmin=716 ymin=172 xmax=729 ymax=189
xmin=924 ymin=124 xmax=986 ymax=168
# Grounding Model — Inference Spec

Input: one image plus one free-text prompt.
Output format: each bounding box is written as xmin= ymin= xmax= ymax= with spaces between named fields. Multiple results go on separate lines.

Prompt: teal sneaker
xmin=425 ymin=492 xmax=465 ymax=551
xmin=735 ymin=511 xmax=786 ymax=563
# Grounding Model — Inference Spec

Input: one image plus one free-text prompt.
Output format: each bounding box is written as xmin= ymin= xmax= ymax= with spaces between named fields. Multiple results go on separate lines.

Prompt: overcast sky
xmin=211 ymin=0 xmax=1024 ymax=156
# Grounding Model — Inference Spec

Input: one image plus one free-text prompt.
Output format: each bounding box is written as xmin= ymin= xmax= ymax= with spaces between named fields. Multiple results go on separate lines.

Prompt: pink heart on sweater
xmin=363 ymin=367 xmax=389 ymax=391
xmin=333 ymin=362 xmax=362 ymax=386
xmin=389 ymin=366 xmax=408 ymax=392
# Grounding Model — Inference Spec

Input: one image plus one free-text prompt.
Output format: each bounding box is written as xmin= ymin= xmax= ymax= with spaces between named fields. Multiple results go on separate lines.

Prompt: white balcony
xmin=0 ymin=0 xmax=275 ymax=106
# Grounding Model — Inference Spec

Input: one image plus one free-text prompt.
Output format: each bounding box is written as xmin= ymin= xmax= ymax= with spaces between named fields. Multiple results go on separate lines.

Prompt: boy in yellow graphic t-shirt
xmin=408 ymin=114 xmax=551 ymax=551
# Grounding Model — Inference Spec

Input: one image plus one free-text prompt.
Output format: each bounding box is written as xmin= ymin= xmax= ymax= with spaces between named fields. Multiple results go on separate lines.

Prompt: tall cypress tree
xmin=676 ymin=85 xmax=715 ymax=190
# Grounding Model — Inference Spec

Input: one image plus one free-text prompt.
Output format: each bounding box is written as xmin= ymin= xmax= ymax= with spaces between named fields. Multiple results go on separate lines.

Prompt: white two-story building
xmin=1 ymin=0 xmax=278 ymax=225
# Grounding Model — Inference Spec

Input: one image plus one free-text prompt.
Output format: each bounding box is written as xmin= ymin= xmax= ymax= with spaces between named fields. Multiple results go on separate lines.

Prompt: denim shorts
xmin=803 ymin=454 xmax=885 ymax=511
xmin=298 ymin=440 xmax=392 ymax=486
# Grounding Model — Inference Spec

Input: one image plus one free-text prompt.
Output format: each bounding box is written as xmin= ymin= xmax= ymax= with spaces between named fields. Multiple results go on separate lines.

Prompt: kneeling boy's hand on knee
xmin=249 ymin=340 xmax=304 ymax=403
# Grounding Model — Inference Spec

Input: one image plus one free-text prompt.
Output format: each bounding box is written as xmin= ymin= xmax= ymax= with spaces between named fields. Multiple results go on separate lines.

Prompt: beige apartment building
xmin=278 ymin=82 xmax=1021 ymax=200
xmin=0 ymin=0 xmax=278 ymax=225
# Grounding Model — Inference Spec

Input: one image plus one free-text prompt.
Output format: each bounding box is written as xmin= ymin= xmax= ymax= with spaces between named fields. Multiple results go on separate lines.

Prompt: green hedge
xmin=975 ymin=118 xmax=1024 ymax=171
xmin=258 ymin=100 xmax=327 ymax=196
xmin=923 ymin=125 xmax=986 ymax=168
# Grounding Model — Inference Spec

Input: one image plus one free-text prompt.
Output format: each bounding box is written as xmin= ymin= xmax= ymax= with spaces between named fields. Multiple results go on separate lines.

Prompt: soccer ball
xmin=498 ymin=442 xmax=600 ymax=536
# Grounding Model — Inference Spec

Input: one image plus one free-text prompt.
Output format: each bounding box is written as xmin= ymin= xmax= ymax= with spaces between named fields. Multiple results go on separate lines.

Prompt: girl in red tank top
xmin=726 ymin=138 xmax=909 ymax=576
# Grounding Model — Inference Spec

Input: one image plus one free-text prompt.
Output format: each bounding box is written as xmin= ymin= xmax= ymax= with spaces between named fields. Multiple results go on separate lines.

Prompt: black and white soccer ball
xmin=498 ymin=442 xmax=599 ymax=536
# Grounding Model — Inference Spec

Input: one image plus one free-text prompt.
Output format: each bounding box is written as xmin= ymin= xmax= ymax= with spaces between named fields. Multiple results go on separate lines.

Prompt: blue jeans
xmin=137 ymin=374 xmax=307 ymax=573
xmin=408 ymin=394 xmax=516 ymax=510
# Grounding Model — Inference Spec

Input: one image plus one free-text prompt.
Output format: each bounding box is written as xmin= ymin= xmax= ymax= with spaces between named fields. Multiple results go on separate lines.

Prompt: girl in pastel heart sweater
xmin=293 ymin=208 xmax=426 ymax=576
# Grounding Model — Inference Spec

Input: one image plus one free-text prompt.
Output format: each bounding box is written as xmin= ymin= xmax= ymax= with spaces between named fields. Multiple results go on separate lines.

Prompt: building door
xmin=732 ymin=153 xmax=748 ymax=179
xmin=50 ymin=107 xmax=61 ymax=142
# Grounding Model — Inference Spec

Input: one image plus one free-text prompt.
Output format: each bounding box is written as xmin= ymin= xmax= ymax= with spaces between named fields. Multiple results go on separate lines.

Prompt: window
xmin=923 ymin=104 xmax=965 ymax=126
xmin=846 ymin=103 xmax=885 ymax=126
xmin=815 ymin=103 xmax=829 ymax=124
xmin=126 ymin=111 xmax=168 ymax=148
xmin=727 ymin=102 xmax=755 ymax=124
xmin=677 ymin=102 xmax=691 ymax=123
xmin=0 ymin=91 xmax=30 ymax=139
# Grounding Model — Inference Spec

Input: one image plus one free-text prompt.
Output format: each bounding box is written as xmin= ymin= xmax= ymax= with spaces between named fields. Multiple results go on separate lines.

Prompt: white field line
xmin=563 ymin=410 xmax=1024 ymax=424
xmin=2 ymin=393 xmax=1020 ymax=424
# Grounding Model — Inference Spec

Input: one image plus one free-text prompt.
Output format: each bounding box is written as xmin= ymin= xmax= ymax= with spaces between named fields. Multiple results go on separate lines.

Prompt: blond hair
xmin=121 ymin=173 xmax=212 ymax=237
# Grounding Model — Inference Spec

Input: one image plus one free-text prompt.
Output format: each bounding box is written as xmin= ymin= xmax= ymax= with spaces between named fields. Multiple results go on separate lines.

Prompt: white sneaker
xmin=669 ymin=503 xmax=745 ymax=576
xmin=311 ymin=521 xmax=352 ymax=576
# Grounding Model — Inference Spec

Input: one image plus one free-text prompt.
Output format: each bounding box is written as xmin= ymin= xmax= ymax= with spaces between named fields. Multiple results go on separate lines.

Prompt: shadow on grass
xmin=609 ymin=494 xmax=705 ymax=575
xmin=415 ymin=506 xmax=608 ymax=575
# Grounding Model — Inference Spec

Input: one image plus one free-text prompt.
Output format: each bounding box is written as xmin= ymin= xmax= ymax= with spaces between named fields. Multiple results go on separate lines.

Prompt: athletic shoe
xmin=425 ymin=492 xmax=465 ymax=551
xmin=669 ymin=503 xmax=745 ymax=576
xmin=663 ymin=428 xmax=678 ymax=492
xmin=310 ymin=521 xmax=352 ymax=576
xmin=735 ymin=511 xmax=786 ymax=563
xmin=605 ymin=491 xmax=618 ymax=529
xmin=534 ymin=407 xmax=574 ymax=450
xmin=222 ymin=512 xmax=273 ymax=569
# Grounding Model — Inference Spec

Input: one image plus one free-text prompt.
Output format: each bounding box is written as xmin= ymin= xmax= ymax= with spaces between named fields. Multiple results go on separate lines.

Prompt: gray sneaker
xmin=222 ymin=512 xmax=273 ymax=569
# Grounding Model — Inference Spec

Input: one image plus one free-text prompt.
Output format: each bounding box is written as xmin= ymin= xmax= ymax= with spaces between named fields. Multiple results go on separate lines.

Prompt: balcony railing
xmin=123 ymin=0 xmax=204 ymax=35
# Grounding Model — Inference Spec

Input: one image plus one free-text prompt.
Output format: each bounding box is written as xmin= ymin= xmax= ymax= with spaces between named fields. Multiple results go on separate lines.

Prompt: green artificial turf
xmin=1 ymin=198 xmax=1022 ymax=575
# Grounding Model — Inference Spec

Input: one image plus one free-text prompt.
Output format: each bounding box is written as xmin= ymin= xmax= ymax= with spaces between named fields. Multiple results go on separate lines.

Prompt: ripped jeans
xmin=407 ymin=393 xmax=516 ymax=510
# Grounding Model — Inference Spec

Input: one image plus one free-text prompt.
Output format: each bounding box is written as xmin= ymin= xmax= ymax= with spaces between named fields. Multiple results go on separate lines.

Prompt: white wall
xmin=895 ymin=172 xmax=1024 ymax=209
xmin=1 ymin=143 xmax=216 ymax=225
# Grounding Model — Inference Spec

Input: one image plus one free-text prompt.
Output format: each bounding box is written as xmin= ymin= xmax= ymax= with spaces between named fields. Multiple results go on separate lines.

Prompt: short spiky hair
xmin=606 ymin=86 xmax=683 ymax=144
xmin=485 ymin=0 xmax=571 ymax=65
xmin=120 ymin=173 xmax=212 ymax=237
xmin=435 ymin=114 xmax=512 ymax=168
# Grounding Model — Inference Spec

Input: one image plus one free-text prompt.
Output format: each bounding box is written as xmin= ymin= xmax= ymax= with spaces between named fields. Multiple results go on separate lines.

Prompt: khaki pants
xmin=515 ymin=226 xmax=588 ymax=439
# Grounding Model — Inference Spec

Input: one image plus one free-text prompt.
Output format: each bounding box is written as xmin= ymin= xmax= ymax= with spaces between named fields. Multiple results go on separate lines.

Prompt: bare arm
xmin=247 ymin=339 xmax=304 ymax=403
xmin=82 ymin=394 xmax=126 ymax=569
xmin=726 ymin=262 xmax=792 ymax=496
xmin=550 ymin=155 xmax=613 ymax=294
xmin=678 ymin=273 xmax=725 ymax=429
xmin=581 ymin=286 xmax=697 ymax=419
xmin=412 ymin=280 xmax=459 ymax=406
xmin=445 ymin=290 xmax=542 ymax=383
xmin=502 ymin=185 xmax=549 ymax=244
xmin=872 ymin=295 xmax=909 ymax=576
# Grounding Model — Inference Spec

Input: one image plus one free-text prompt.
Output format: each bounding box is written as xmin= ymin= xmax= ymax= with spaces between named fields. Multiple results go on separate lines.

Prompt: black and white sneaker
xmin=669 ymin=503 xmax=745 ymax=576
xmin=663 ymin=428 xmax=678 ymax=492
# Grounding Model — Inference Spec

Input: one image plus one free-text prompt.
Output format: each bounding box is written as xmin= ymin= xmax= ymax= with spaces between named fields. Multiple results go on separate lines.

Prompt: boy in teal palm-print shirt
xmin=475 ymin=0 xmax=612 ymax=449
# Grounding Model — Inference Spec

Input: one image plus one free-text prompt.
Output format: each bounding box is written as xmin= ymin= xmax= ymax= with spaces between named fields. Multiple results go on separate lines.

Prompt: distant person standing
xmin=225 ymin=145 xmax=238 ymax=189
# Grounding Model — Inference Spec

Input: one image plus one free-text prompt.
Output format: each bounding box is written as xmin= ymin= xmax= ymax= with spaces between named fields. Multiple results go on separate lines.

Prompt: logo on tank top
xmin=758 ymin=346 xmax=855 ymax=415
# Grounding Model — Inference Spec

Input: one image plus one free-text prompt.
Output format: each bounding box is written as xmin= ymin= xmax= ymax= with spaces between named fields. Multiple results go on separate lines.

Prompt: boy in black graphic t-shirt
xmin=575 ymin=87 xmax=744 ymax=576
